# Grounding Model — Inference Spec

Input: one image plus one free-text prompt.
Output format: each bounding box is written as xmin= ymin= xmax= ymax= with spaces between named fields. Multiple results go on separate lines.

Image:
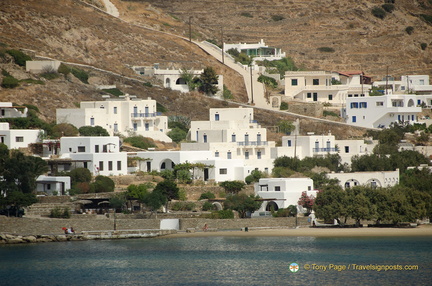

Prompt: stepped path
xmin=25 ymin=202 xmax=76 ymax=217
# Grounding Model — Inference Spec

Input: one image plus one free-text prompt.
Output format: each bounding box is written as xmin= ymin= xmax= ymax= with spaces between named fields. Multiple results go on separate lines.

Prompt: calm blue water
xmin=1 ymin=236 xmax=431 ymax=286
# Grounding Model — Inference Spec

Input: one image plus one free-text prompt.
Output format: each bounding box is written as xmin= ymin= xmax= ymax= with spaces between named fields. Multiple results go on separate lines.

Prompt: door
xmin=204 ymin=168 xmax=209 ymax=181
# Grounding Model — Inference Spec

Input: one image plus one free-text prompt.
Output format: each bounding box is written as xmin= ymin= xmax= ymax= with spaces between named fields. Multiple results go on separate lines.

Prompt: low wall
xmin=0 ymin=216 xmax=310 ymax=236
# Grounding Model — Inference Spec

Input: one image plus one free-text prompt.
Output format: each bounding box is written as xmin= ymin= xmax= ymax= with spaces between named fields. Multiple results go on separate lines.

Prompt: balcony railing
xmin=237 ymin=141 xmax=268 ymax=146
xmin=131 ymin=112 xmax=162 ymax=118
xmin=313 ymin=147 xmax=338 ymax=153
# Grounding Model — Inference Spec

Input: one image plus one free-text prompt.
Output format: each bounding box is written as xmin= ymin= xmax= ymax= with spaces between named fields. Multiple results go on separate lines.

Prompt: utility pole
xmin=189 ymin=16 xmax=192 ymax=42
xmin=385 ymin=66 xmax=389 ymax=95
xmin=250 ymin=64 xmax=254 ymax=104
xmin=221 ymin=26 xmax=224 ymax=64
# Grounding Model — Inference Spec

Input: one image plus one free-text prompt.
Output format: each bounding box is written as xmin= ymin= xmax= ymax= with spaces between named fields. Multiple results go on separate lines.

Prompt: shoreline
xmin=167 ymin=225 xmax=432 ymax=238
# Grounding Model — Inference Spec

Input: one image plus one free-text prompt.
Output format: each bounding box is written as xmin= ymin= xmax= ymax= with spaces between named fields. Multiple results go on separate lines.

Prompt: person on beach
xmin=202 ymin=223 xmax=208 ymax=232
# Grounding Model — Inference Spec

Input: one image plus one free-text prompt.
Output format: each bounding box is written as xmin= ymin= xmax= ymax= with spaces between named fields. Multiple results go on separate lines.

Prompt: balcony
xmin=313 ymin=147 xmax=338 ymax=153
xmin=131 ymin=112 xmax=162 ymax=118
xmin=237 ymin=141 xmax=268 ymax=146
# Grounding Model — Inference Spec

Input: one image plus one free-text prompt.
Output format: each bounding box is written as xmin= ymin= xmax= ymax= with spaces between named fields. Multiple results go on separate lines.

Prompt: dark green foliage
xmin=206 ymin=39 xmax=221 ymax=48
xmin=227 ymin=49 xmax=253 ymax=65
xmin=219 ymin=181 xmax=246 ymax=194
xmin=224 ymin=194 xmax=262 ymax=218
xmin=199 ymin=67 xmax=219 ymax=95
xmin=199 ymin=192 xmax=216 ymax=200
xmin=405 ymin=26 xmax=414 ymax=35
xmin=157 ymin=102 xmax=167 ymax=113
xmin=274 ymin=154 xmax=343 ymax=173
xmin=382 ymin=3 xmax=395 ymax=13
xmin=257 ymin=74 xmax=278 ymax=88
xmin=1 ymin=76 xmax=19 ymax=88
xmin=210 ymin=209 xmax=234 ymax=219
xmin=310 ymin=172 xmax=339 ymax=190
xmin=226 ymin=48 xmax=240 ymax=58
xmin=123 ymin=136 xmax=156 ymax=149
xmin=1 ymin=69 xmax=10 ymax=76
xmin=331 ymin=79 xmax=342 ymax=85
xmin=278 ymin=120 xmax=295 ymax=134
xmin=90 ymin=176 xmax=115 ymax=193
xmin=202 ymin=201 xmax=215 ymax=211
xmin=143 ymin=190 xmax=167 ymax=212
xmin=240 ymin=12 xmax=253 ymax=18
xmin=0 ymin=109 xmax=52 ymax=133
xmin=273 ymin=205 xmax=297 ymax=217
xmin=351 ymin=150 xmax=429 ymax=172
xmin=68 ymin=168 xmax=92 ymax=185
xmin=20 ymin=78 xmax=44 ymax=85
xmin=257 ymin=57 xmax=298 ymax=78
xmin=323 ymin=110 xmax=339 ymax=117
xmin=372 ymin=7 xmax=386 ymax=19
xmin=420 ymin=43 xmax=427 ymax=50
xmin=51 ymin=123 xmax=79 ymax=138
xmin=143 ymin=82 xmax=153 ymax=87
xmin=279 ymin=102 xmax=289 ymax=110
xmin=57 ymin=63 xmax=70 ymax=76
xmin=102 ymin=88 xmax=123 ymax=96
xmin=245 ymin=170 xmax=265 ymax=185
xmin=167 ymin=127 xmax=187 ymax=143
xmin=22 ymin=104 xmax=39 ymax=113
xmin=109 ymin=193 xmax=127 ymax=211
xmin=153 ymin=180 xmax=180 ymax=202
xmin=78 ymin=126 xmax=109 ymax=136
xmin=70 ymin=66 xmax=89 ymax=84
xmin=171 ymin=202 xmax=196 ymax=211
xmin=50 ymin=207 xmax=71 ymax=218
xmin=40 ymin=66 xmax=60 ymax=80
xmin=223 ymin=85 xmax=233 ymax=99
xmin=317 ymin=47 xmax=335 ymax=53
xmin=271 ymin=15 xmax=284 ymax=21
xmin=160 ymin=170 xmax=175 ymax=181
xmin=420 ymin=14 xmax=432 ymax=25
xmin=6 ymin=49 xmax=31 ymax=66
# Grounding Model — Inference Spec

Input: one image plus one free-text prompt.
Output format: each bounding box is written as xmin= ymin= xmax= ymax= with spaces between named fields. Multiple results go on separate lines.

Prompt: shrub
xmin=6 ymin=49 xmax=31 ymax=66
xmin=202 ymin=201 xmax=214 ymax=211
xmin=1 ymin=76 xmax=19 ymax=88
xmin=90 ymin=175 xmax=115 ymax=193
xmin=323 ymin=110 xmax=339 ymax=117
xmin=420 ymin=43 xmax=428 ymax=50
xmin=57 ymin=63 xmax=70 ymax=75
xmin=199 ymin=192 xmax=216 ymax=200
xmin=420 ymin=14 xmax=432 ymax=25
xmin=240 ymin=12 xmax=253 ymax=18
xmin=223 ymin=84 xmax=233 ymax=99
xmin=102 ymin=88 xmax=123 ymax=96
xmin=157 ymin=102 xmax=167 ymax=113
xmin=167 ymin=127 xmax=187 ymax=143
xmin=317 ymin=47 xmax=335 ymax=53
xmin=143 ymin=82 xmax=153 ymax=87
xmin=20 ymin=78 xmax=44 ymax=85
xmin=405 ymin=26 xmax=414 ymax=35
xmin=1 ymin=69 xmax=10 ymax=77
xmin=171 ymin=202 xmax=196 ymax=211
xmin=382 ymin=3 xmax=395 ymax=13
xmin=40 ymin=65 xmax=60 ymax=80
xmin=211 ymin=209 xmax=234 ymax=219
xmin=50 ymin=207 xmax=71 ymax=218
xmin=372 ymin=7 xmax=386 ymax=19
xmin=257 ymin=75 xmax=278 ymax=88
xmin=70 ymin=66 xmax=89 ymax=84
xmin=124 ymin=136 xmax=156 ymax=149
xmin=271 ymin=15 xmax=284 ymax=21
xmin=280 ymin=101 xmax=289 ymax=110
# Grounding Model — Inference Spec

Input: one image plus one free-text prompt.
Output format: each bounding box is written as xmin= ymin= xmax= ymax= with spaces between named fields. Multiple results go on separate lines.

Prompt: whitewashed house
xmin=253 ymin=178 xmax=316 ymax=215
xmin=335 ymin=139 xmax=377 ymax=166
xmin=224 ymin=39 xmax=286 ymax=63
xmin=342 ymin=94 xmax=421 ymax=128
xmin=0 ymin=102 xmax=28 ymax=119
xmin=58 ymin=136 xmax=127 ymax=176
xmin=0 ymin=122 xmax=41 ymax=149
xmin=36 ymin=175 xmax=71 ymax=196
xmin=327 ymin=169 xmax=400 ymax=189
xmin=182 ymin=107 xmax=276 ymax=174
xmin=56 ymin=95 xmax=171 ymax=142
xmin=275 ymin=132 xmax=338 ymax=159
xmin=284 ymin=71 xmax=372 ymax=105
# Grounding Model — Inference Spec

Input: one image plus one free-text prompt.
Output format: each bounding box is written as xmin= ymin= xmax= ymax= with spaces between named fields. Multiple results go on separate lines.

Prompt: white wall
xmin=327 ymin=170 xmax=400 ymax=189
xmin=36 ymin=175 xmax=71 ymax=196
xmin=0 ymin=123 xmax=41 ymax=149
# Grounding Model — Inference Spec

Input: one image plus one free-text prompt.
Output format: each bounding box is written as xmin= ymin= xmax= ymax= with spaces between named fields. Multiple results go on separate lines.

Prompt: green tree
xmin=313 ymin=185 xmax=348 ymax=224
xmin=143 ymin=190 xmax=167 ymax=217
xmin=1 ymin=76 xmax=19 ymax=88
xmin=219 ymin=181 xmax=246 ymax=194
xmin=199 ymin=67 xmax=219 ymax=95
xmin=180 ymin=68 xmax=199 ymax=91
xmin=90 ymin=176 xmax=115 ymax=193
xmin=123 ymin=136 xmax=155 ymax=149
xmin=68 ymin=168 xmax=92 ymax=185
xmin=5 ymin=191 xmax=37 ymax=217
xmin=167 ymin=127 xmax=187 ymax=143
xmin=297 ymin=191 xmax=315 ymax=215
xmin=109 ymin=193 xmax=127 ymax=230
xmin=245 ymin=169 xmax=265 ymax=185
xmin=51 ymin=123 xmax=79 ymax=138
xmin=346 ymin=186 xmax=376 ymax=226
xmin=78 ymin=126 xmax=109 ymax=136
xmin=224 ymin=194 xmax=262 ymax=218
xmin=153 ymin=180 xmax=180 ymax=210
xmin=278 ymin=120 xmax=295 ymax=134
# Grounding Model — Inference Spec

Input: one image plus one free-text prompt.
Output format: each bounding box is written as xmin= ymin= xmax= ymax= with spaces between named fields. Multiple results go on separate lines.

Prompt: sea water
xmin=1 ymin=236 xmax=431 ymax=286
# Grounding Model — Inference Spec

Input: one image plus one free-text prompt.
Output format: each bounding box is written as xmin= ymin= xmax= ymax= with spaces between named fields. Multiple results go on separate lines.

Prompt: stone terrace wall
xmin=0 ymin=216 xmax=310 ymax=235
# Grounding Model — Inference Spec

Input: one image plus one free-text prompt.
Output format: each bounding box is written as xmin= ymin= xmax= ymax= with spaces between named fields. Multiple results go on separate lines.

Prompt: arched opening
xmin=166 ymin=78 xmax=171 ymax=88
xmin=272 ymin=97 xmax=279 ymax=108
xmin=176 ymin=78 xmax=187 ymax=85
xmin=344 ymin=179 xmax=360 ymax=188
xmin=407 ymin=99 xmax=414 ymax=107
xmin=160 ymin=159 xmax=175 ymax=170
xmin=265 ymin=201 xmax=279 ymax=212
xmin=212 ymin=202 xmax=223 ymax=211
xmin=366 ymin=179 xmax=381 ymax=188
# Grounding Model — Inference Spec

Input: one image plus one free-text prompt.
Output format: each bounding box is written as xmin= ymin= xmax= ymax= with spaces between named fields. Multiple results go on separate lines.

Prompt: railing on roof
xmin=313 ymin=148 xmax=338 ymax=153
xmin=131 ymin=112 xmax=162 ymax=118
xmin=237 ymin=141 xmax=268 ymax=146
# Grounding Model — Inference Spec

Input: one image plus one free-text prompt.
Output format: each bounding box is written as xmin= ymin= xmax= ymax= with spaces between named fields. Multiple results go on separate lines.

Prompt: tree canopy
xmin=78 ymin=126 xmax=109 ymax=136
xmin=224 ymin=194 xmax=262 ymax=218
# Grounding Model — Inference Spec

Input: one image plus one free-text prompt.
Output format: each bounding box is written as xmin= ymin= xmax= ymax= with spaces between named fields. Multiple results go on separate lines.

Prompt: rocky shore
xmin=0 ymin=233 xmax=86 ymax=244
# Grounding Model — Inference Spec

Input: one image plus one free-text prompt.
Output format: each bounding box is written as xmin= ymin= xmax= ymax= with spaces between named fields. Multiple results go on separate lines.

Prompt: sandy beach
xmin=169 ymin=225 xmax=432 ymax=238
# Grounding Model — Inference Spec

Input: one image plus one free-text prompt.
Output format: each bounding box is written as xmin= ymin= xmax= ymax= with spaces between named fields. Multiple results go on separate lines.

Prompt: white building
xmin=275 ymin=132 xmax=338 ymax=159
xmin=224 ymin=39 xmax=286 ymax=63
xmin=284 ymin=71 xmax=372 ymax=105
xmin=36 ymin=175 xmax=71 ymax=196
xmin=56 ymin=95 xmax=171 ymax=142
xmin=133 ymin=150 xmax=248 ymax=182
xmin=253 ymin=178 xmax=316 ymax=214
xmin=182 ymin=107 xmax=276 ymax=174
xmin=336 ymin=139 xmax=377 ymax=166
xmin=58 ymin=136 xmax=127 ymax=176
xmin=26 ymin=60 xmax=61 ymax=74
xmin=132 ymin=64 xmax=223 ymax=97
xmin=1 ymin=102 xmax=28 ymax=119
xmin=0 ymin=122 xmax=41 ymax=149
xmin=327 ymin=169 xmax=400 ymax=189
xmin=342 ymin=94 xmax=421 ymax=128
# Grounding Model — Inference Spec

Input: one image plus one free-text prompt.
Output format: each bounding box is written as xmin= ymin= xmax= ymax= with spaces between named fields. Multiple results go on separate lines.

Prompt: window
xmin=219 ymin=168 xmax=227 ymax=175
xmin=108 ymin=161 xmax=113 ymax=171
xmin=348 ymin=94 xmax=353 ymax=97
xmin=47 ymin=184 xmax=51 ymax=190
xmin=78 ymin=146 xmax=85 ymax=152
xmin=245 ymin=151 xmax=249 ymax=159
xmin=114 ymin=123 xmax=118 ymax=132
xmin=328 ymin=94 xmax=333 ymax=100
xmin=257 ymin=151 xmax=262 ymax=159
xmin=117 ymin=161 xmax=122 ymax=170
xmin=244 ymin=134 xmax=249 ymax=144
xmin=313 ymin=79 xmax=319 ymax=85
xmin=203 ymin=134 xmax=207 ymax=143
xmin=133 ymin=123 xmax=137 ymax=131
xmin=90 ymin=117 xmax=95 ymax=126
xmin=145 ymin=123 xmax=149 ymax=131
xmin=352 ymin=116 xmax=357 ymax=123
xmin=215 ymin=151 xmax=219 ymax=157
xmin=376 ymin=101 xmax=384 ymax=107
xmin=95 ymin=145 xmax=99 ymax=153
xmin=100 ymin=105 xmax=104 ymax=109
xmin=274 ymin=186 xmax=281 ymax=191
xmin=103 ymin=145 xmax=107 ymax=153
xmin=99 ymin=161 xmax=104 ymax=171
xmin=307 ymin=93 xmax=312 ymax=98
xmin=232 ymin=134 xmax=236 ymax=142
xmin=257 ymin=134 xmax=261 ymax=144
xmin=113 ymin=107 xmax=117 ymax=114
xmin=359 ymin=102 xmax=367 ymax=108
xmin=287 ymin=140 xmax=292 ymax=147
xmin=354 ymin=94 xmax=359 ymax=97
xmin=15 ymin=136 xmax=24 ymax=142
xmin=133 ymin=106 xmax=138 ymax=115
xmin=308 ymin=186 xmax=312 ymax=191
xmin=215 ymin=114 xmax=220 ymax=121
xmin=345 ymin=146 xmax=350 ymax=153
xmin=291 ymin=79 xmax=298 ymax=86
xmin=227 ymin=152 xmax=232 ymax=159
xmin=350 ymin=102 xmax=359 ymax=109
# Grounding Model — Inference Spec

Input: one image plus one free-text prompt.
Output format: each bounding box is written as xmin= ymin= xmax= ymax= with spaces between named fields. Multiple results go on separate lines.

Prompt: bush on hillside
xmin=1 ymin=76 xmax=19 ymax=88
xmin=6 ymin=49 xmax=31 ymax=66
xmin=405 ymin=26 xmax=414 ymax=35
xmin=280 ymin=102 xmax=289 ymax=110
xmin=70 ymin=66 xmax=89 ymax=84
xmin=382 ymin=4 xmax=395 ymax=13
xmin=199 ymin=192 xmax=216 ymax=200
xmin=317 ymin=47 xmax=335 ymax=53
xmin=257 ymin=75 xmax=278 ymax=88
xmin=420 ymin=43 xmax=428 ymax=50
xmin=372 ymin=7 xmax=386 ymax=19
